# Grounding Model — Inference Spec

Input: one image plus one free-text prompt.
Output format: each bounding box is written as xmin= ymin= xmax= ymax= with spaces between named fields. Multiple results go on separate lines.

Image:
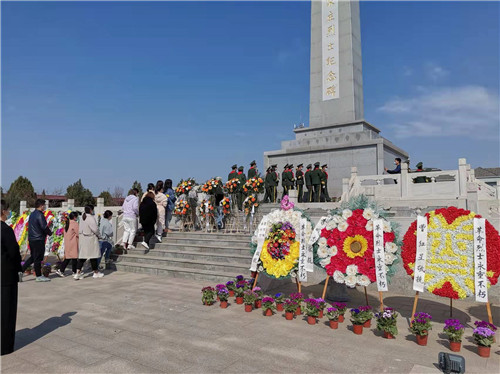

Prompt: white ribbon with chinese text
xmin=373 ymin=219 xmax=388 ymax=292
xmin=473 ymin=218 xmax=488 ymax=303
xmin=413 ymin=215 xmax=428 ymax=293
xmin=298 ymin=218 xmax=307 ymax=282
xmin=249 ymin=216 xmax=269 ymax=272
xmin=308 ymin=216 xmax=328 ymax=246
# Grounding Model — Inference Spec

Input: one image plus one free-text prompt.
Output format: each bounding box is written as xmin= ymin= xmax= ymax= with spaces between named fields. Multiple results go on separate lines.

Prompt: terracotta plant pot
xmin=383 ymin=331 xmax=395 ymax=339
xmin=244 ymin=304 xmax=252 ymax=312
xmin=307 ymin=316 xmax=317 ymax=325
xmin=24 ymin=271 xmax=31 ymax=276
xmin=338 ymin=314 xmax=345 ymax=323
xmin=416 ymin=334 xmax=428 ymax=346
xmin=220 ymin=301 xmax=228 ymax=309
xmin=276 ymin=303 xmax=284 ymax=312
xmin=203 ymin=301 xmax=214 ymax=306
xmin=329 ymin=320 xmax=339 ymax=329
xmin=285 ymin=311 xmax=294 ymax=320
xmin=353 ymin=324 xmax=363 ymax=335
xmin=229 ymin=290 xmax=235 ymax=297
xmin=235 ymin=296 xmax=244 ymax=305
xmin=254 ymin=300 xmax=262 ymax=309
xmin=477 ymin=345 xmax=490 ymax=358
xmin=296 ymin=306 xmax=302 ymax=315
xmin=363 ymin=319 xmax=371 ymax=328
xmin=319 ymin=310 xmax=324 ymax=318
xmin=264 ymin=309 xmax=273 ymax=316
xmin=449 ymin=341 xmax=461 ymax=352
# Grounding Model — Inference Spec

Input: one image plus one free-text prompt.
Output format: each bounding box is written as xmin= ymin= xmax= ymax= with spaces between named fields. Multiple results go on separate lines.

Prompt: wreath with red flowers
xmin=314 ymin=207 xmax=400 ymax=288
xmin=402 ymin=206 xmax=500 ymax=299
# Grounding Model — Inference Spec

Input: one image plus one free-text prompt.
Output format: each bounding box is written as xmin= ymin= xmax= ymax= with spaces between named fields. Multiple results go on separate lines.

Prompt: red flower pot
xmin=338 ymin=314 xmax=345 ymax=323
xmin=229 ymin=290 xmax=235 ymax=297
xmin=235 ymin=296 xmax=243 ymax=305
xmin=220 ymin=301 xmax=228 ymax=309
xmin=416 ymin=334 xmax=428 ymax=346
xmin=203 ymin=301 xmax=213 ymax=306
xmin=318 ymin=309 xmax=324 ymax=318
xmin=24 ymin=270 xmax=31 ymax=276
xmin=264 ymin=309 xmax=273 ymax=316
xmin=307 ymin=316 xmax=317 ymax=325
xmin=363 ymin=319 xmax=372 ymax=328
xmin=285 ymin=311 xmax=294 ymax=320
xmin=353 ymin=324 xmax=363 ymax=335
xmin=329 ymin=320 xmax=339 ymax=329
xmin=383 ymin=331 xmax=395 ymax=339
xmin=449 ymin=341 xmax=461 ymax=352
xmin=254 ymin=300 xmax=262 ymax=309
xmin=244 ymin=304 xmax=252 ymax=312
xmin=276 ymin=303 xmax=284 ymax=312
xmin=296 ymin=306 xmax=302 ymax=315
xmin=477 ymin=345 xmax=490 ymax=358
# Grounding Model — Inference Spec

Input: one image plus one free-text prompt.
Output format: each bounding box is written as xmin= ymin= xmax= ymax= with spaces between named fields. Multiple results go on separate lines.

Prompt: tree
xmin=66 ymin=179 xmax=95 ymax=207
xmin=6 ymin=176 xmax=37 ymax=213
xmin=131 ymin=181 xmax=143 ymax=197
xmin=112 ymin=186 xmax=124 ymax=199
xmin=51 ymin=187 xmax=64 ymax=196
xmin=98 ymin=191 xmax=114 ymax=206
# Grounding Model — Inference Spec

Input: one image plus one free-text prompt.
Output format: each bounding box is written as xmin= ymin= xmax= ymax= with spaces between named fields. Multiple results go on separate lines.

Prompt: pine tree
xmin=6 ymin=176 xmax=37 ymax=213
xmin=131 ymin=180 xmax=143 ymax=197
xmin=98 ymin=191 xmax=114 ymax=206
xmin=66 ymin=179 xmax=95 ymax=207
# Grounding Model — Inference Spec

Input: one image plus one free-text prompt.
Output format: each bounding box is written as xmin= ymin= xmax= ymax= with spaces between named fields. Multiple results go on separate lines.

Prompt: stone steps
xmin=151 ymin=242 xmax=251 ymax=256
xmin=126 ymin=248 xmax=251 ymax=263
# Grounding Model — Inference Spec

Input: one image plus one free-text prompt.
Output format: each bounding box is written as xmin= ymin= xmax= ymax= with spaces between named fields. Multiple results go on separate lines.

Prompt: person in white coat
xmin=75 ymin=205 xmax=104 ymax=280
xmin=154 ymin=180 xmax=167 ymax=242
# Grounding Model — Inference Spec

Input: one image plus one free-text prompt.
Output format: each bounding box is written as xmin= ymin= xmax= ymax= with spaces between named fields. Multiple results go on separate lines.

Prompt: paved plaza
xmin=1 ymin=270 xmax=499 ymax=373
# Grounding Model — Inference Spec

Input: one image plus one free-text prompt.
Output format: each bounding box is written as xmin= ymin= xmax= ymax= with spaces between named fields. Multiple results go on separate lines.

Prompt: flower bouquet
xmin=216 ymin=284 xmax=230 ymax=308
xmin=289 ymin=292 xmax=304 ymax=315
xmin=198 ymin=199 xmax=215 ymax=223
xmin=350 ymin=306 xmax=372 ymax=335
xmin=175 ymin=178 xmax=196 ymax=197
xmin=275 ymin=293 xmax=285 ymax=311
xmin=326 ymin=307 xmax=341 ymax=329
xmin=243 ymin=290 xmax=258 ymax=312
xmin=42 ymin=262 xmax=51 ymax=277
xmin=201 ymin=178 xmax=220 ymax=195
xmin=443 ymin=319 xmax=465 ymax=351
xmin=243 ymin=177 xmax=264 ymax=194
xmin=225 ymin=281 xmax=236 ymax=297
xmin=473 ymin=321 xmax=496 ymax=357
xmin=375 ymin=308 xmax=399 ymax=339
xmin=304 ymin=298 xmax=321 ymax=325
xmin=253 ymin=287 xmax=263 ymax=308
xmin=283 ymin=299 xmax=299 ymax=320
xmin=225 ymin=178 xmax=240 ymax=194
xmin=262 ymin=297 xmax=276 ymax=316
xmin=220 ymin=197 xmax=231 ymax=217
xmin=243 ymin=195 xmax=259 ymax=220
xmin=201 ymin=286 xmax=216 ymax=306
xmin=332 ymin=302 xmax=347 ymax=322
xmin=410 ymin=312 xmax=432 ymax=346
xmin=174 ymin=200 xmax=191 ymax=218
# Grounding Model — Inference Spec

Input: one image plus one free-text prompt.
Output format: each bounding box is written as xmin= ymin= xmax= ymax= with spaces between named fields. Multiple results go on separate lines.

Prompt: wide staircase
xmin=114 ymin=231 xmax=253 ymax=282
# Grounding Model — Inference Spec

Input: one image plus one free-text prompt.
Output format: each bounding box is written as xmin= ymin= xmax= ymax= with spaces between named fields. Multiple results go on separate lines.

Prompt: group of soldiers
xmin=226 ymin=160 xmax=331 ymax=208
xmin=263 ymin=162 xmax=331 ymax=203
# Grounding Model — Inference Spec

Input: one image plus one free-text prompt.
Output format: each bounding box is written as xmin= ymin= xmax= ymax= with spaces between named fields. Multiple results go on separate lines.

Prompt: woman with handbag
xmin=75 ymin=205 xmax=104 ymax=280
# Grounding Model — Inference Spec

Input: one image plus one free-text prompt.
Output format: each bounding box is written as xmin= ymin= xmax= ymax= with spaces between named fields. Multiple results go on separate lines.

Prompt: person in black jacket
xmin=21 ymin=199 xmax=52 ymax=282
xmin=139 ymin=192 xmax=158 ymax=251
xmin=1 ymin=199 xmax=22 ymax=355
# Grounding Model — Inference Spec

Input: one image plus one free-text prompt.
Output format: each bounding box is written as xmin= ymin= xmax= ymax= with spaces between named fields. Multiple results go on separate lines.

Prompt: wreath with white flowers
xmin=313 ymin=195 xmax=401 ymax=287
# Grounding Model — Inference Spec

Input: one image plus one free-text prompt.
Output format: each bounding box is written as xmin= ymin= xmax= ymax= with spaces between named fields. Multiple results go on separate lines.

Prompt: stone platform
xmin=2 ymin=271 xmax=499 ymax=373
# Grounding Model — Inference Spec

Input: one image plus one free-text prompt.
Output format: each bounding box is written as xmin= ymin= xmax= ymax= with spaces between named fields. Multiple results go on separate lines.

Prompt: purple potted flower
xmin=443 ymin=319 xmax=465 ymax=352
xmin=262 ymin=297 xmax=275 ymax=316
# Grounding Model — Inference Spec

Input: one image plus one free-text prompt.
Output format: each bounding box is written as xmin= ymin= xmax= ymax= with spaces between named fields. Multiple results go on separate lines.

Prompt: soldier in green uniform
xmin=228 ymin=164 xmax=237 ymax=182
xmin=321 ymin=164 xmax=331 ymax=202
xmin=304 ymin=164 xmax=313 ymax=202
xmin=263 ymin=167 xmax=271 ymax=203
xmin=236 ymin=166 xmax=246 ymax=211
xmin=288 ymin=164 xmax=295 ymax=191
xmin=281 ymin=164 xmax=289 ymax=199
xmin=248 ymin=160 xmax=258 ymax=179
xmin=270 ymin=164 xmax=278 ymax=202
xmin=296 ymin=164 xmax=304 ymax=202
xmin=311 ymin=162 xmax=322 ymax=202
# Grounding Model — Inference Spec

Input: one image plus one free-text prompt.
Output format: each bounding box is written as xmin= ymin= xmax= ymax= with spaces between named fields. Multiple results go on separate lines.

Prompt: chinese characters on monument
xmin=322 ymin=0 xmax=339 ymax=100
xmin=373 ymin=219 xmax=388 ymax=292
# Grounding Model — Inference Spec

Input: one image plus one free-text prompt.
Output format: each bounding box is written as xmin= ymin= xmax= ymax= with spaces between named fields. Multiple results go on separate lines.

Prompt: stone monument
xmin=264 ymin=0 xmax=408 ymax=198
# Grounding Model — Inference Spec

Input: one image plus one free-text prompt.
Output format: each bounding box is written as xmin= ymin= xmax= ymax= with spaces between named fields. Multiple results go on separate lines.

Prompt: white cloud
xmin=378 ymin=85 xmax=499 ymax=139
xmin=425 ymin=62 xmax=449 ymax=82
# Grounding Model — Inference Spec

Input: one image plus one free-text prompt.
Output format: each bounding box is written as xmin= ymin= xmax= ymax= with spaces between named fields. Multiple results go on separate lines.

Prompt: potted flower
xmin=216 ymin=285 xmax=230 ymax=309
xmin=283 ymin=299 xmax=299 ymax=320
xmin=41 ymin=262 xmax=51 ymax=277
xmin=316 ymin=298 xmax=327 ymax=318
xmin=275 ymin=293 xmax=285 ymax=311
xmin=443 ymin=319 xmax=465 ymax=352
xmin=326 ymin=307 xmax=341 ymax=329
xmin=234 ymin=282 xmax=246 ymax=304
xmin=226 ymin=281 xmax=236 ymax=297
xmin=350 ymin=307 xmax=370 ymax=335
xmin=332 ymin=302 xmax=347 ymax=322
xmin=201 ymin=286 xmax=216 ymax=306
xmin=360 ymin=306 xmax=373 ymax=328
xmin=253 ymin=287 xmax=263 ymax=309
xmin=410 ymin=312 xmax=432 ymax=346
xmin=262 ymin=297 xmax=276 ymax=316
xmin=473 ymin=321 xmax=496 ymax=358
xmin=243 ymin=290 xmax=257 ymax=312
xmin=304 ymin=298 xmax=321 ymax=325
xmin=375 ymin=308 xmax=399 ymax=339
xmin=290 ymin=292 xmax=304 ymax=315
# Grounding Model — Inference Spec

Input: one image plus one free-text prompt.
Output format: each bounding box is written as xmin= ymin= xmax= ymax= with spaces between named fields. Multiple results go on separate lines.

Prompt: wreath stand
xmin=252 ymin=272 xmax=302 ymax=293
xmin=321 ymin=275 xmax=384 ymax=311
xmin=410 ymin=291 xmax=493 ymax=324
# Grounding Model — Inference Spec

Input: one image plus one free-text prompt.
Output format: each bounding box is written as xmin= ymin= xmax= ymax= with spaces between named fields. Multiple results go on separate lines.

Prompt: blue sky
xmin=2 ymin=1 xmax=499 ymax=195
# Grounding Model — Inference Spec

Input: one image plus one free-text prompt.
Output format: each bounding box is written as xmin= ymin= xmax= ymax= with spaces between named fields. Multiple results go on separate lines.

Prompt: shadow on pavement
xmin=14 ymin=311 xmax=77 ymax=350
xmin=467 ymin=303 xmax=498 ymax=325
